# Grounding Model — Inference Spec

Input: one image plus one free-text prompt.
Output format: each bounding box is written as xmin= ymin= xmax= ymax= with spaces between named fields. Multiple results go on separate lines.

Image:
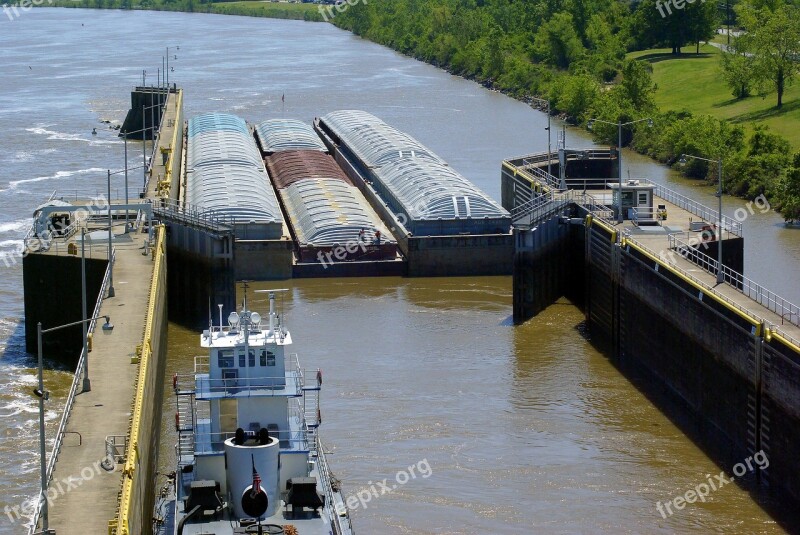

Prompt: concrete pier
xmin=24 ymin=89 xmax=181 ymax=535
xmin=46 ymin=222 xmax=161 ymax=535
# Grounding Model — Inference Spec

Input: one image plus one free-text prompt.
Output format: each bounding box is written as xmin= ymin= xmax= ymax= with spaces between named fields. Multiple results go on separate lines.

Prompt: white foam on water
xmin=0 ymin=220 xmax=29 ymax=234
xmin=25 ymin=125 xmax=122 ymax=146
xmin=0 ymin=167 xmax=106 ymax=195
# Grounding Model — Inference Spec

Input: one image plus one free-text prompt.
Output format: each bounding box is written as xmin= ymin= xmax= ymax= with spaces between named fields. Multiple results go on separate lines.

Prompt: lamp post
xmin=166 ymin=46 xmax=179 ymax=91
xmin=35 ymin=315 xmax=113 ymax=531
xmin=107 ymin=170 xmax=115 ymax=298
xmin=680 ymin=153 xmax=725 ymax=283
xmin=530 ymin=97 xmax=552 ymax=177
xmin=81 ymin=228 xmax=89 ymax=392
xmin=587 ymin=117 xmax=654 ymax=223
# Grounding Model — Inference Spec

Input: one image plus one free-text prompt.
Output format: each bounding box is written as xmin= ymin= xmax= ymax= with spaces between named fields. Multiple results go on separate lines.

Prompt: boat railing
xmin=193 ymin=428 xmax=311 ymax=455
xmin=193 ymin=355 xmax=210 ymax=374
xmin=179 ymin=372 xmax=302 ymax=398
xmin=315 ymin=436 xmax=352 ymax=535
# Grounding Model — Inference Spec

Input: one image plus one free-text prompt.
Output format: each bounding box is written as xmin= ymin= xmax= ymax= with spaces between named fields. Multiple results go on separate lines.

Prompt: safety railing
xmin=563 ymin=177 xmax=622 ymax=190
xmin=573 ymin=191 xmax=615 ymax=225
xmin=105 ymin=435 xmax=129 ymax=464
xmin=190 ymin=427 xmax=313 ymax=455
xmin=28 ymin=249 xmax=116 ymax=535
xmin=631 ymin=207 xmax=662 ymax=227
xmin=647 ymin=180 xmax=742 ymax=236
xmin=153 ymin=197 xmax=234 ymax=235
xmin=316 ymin=437 xmax=353 ymax=535
xmin=625 ymin=235 xmax=761 ymax=326
xmin=668 ymin=235 xmax=800 ymax=328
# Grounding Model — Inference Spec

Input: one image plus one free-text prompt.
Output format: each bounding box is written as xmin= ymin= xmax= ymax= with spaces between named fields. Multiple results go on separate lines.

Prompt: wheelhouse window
xmin=238 ymin=349 xmax=256 ymax=367
xmin=218 ymin=349 xmax=234 ymax=368
xmin=260 ymin=350 xmax=276 ymax=366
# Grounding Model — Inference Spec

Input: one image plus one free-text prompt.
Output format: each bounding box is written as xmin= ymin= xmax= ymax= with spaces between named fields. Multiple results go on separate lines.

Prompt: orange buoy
xmin=175 ymin=411 xmax=180 ymax=431
xmin=172 ymin=373 xmax=178 ymax=390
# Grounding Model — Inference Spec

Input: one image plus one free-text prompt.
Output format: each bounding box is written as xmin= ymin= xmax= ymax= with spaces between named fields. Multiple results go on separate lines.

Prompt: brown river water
xmin=0 ymin=8 xmax=798 ymax=534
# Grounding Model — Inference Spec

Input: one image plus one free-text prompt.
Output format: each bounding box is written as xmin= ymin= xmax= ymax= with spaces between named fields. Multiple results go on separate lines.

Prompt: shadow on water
xmin=568 ymin=316 xmax=800 ymax=534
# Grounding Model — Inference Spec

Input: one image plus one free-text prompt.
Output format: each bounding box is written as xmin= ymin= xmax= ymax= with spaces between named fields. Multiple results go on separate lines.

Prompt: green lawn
xmin=628 ymin=44 xmax=800 ymax=148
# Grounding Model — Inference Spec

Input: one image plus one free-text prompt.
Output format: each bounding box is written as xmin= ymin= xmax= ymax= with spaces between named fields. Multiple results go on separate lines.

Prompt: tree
xmin=720 ymin=35 xmax=758 ymax=98
xmin=738 ymin=4 xmax=800 ymax=107
xmin=619 ymin=59 xmax=658 ymax=111
xmin=776 ymin=154 xmax=800 ymax=223
xmin=633 ymin=0 xmax=717 ymax=55
xmin=532 ymin=12 xmax=586 ymax=69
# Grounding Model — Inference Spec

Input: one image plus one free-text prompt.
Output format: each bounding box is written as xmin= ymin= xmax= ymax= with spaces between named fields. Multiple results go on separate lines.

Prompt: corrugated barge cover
xmin=281 ymin=178 xmax=395 ymax=247
xmin=186 ymin=113 xmax=283 ymax=237
xmin=255 ymin=119 xmax=327 ymax=153
xmin=265 ymin=150 xmax=353 ymax=189
xmin=319 ymin=110 xmax=511 ymax=235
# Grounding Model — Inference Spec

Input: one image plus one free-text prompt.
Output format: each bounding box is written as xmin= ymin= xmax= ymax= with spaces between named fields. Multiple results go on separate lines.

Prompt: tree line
xmin=334 ymin=0 xmax=800 ymax=222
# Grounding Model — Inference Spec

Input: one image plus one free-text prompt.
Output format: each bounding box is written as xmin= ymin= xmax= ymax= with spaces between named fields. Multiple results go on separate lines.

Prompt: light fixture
xmin=647 ymin=119 xmax=654 ymax=127
xmin=678 ymin=155 xmax=687 ymax=165
xmin=587 ymin=120 xmax=594 ymax=131
xmin=32 ymin=388 xmax=49 ymax=400
xmin=102 ymin=316 xmax=114 ymax=331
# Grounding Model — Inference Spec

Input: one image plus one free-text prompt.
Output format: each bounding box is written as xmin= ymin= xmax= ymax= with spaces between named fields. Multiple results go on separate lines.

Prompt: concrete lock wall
xmin=23 ymin=253 xmax=109 ymax=361
xmin=513 ymin=216 xmax=571 ymax=322
xmin=407 ymin=234 xmax=513 ymax=277
xmin=617 ymin=248 xmax=760 ymax=466
xmin=762 ymin=337 xmax=800 ymax=501
xmin=165 ymin=223 xmax=235 ymax=329
xmin=112 ymin=227 xmax=169 ymax=535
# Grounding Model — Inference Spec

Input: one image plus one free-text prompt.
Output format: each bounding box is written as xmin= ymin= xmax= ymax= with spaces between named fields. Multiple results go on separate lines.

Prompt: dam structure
xmin=505 ymin=150 xmax=800 ymax=506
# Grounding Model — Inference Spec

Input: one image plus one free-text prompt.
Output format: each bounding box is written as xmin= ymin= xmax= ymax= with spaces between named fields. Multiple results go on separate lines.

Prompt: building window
xmin=218 ymin=349 xmax=234 ymax=368
xmin=638 ymin=193 xmax=648 ymax=205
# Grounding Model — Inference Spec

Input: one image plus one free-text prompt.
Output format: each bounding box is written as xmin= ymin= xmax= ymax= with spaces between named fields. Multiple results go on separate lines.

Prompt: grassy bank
xmin=47 ymin=0 xmax=324 ymax=21
xmin=630 ymin=45 xmax=800 ymax=148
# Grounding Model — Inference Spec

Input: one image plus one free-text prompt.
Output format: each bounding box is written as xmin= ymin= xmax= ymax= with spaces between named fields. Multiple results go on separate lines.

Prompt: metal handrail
xmin=28 ymin=249 xmax=115 ymax=534
xmin=669 ymin=235 xmax=800 ymax=328
xmin=316 ymin=436 xmax=352 ymax=535
xmin=153 ymin=197 xmax=234 ymax=234
xmin=625 ymin=235 xmax=760 ymax=323
xmin=188 ymin=428 xmax=313 ymax=454
xmin=645 ymin=180 xmax=742 ymax=236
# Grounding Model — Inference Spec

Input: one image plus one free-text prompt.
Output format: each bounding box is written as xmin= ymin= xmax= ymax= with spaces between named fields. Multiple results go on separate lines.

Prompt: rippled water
xmin=1 ymin=8 xmax=798 ymax=534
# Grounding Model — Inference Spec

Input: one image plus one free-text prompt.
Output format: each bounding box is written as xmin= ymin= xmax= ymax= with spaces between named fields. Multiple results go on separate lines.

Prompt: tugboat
xmin=156 ymin=289 xmax=353 ymax=535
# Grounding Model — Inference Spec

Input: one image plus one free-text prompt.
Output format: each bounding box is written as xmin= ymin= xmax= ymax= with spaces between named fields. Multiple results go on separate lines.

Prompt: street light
xmin=530 ymin=97 xmax=552 ymax=177
xmin=587 ymin=117 xmax=654 ymax=223
xmin=34 ymin=315 xmax=113 ymax=531
xmin=166 ymin=46 xmax=179 ymax=91
xmin=680 ymin=153 xmax=725 ymax=283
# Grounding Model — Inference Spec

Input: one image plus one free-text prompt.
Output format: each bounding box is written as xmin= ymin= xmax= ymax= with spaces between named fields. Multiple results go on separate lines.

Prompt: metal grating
xmin=281 ymin=178 xmax=393 ymax=247
xmin=266 ymin=150 xmax=353 ymax=189
xmin=186 ymin=113 xmax=283 ymax=236
xmin=319 ymin=110 xmax=510 ymax=235
xmin=255 ymin=119 xmax=327 ymax=154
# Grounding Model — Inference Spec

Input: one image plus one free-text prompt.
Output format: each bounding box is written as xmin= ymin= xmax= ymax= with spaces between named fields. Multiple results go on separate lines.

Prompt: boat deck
xmin=162 ymin=459 xmax=347 ymax=535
